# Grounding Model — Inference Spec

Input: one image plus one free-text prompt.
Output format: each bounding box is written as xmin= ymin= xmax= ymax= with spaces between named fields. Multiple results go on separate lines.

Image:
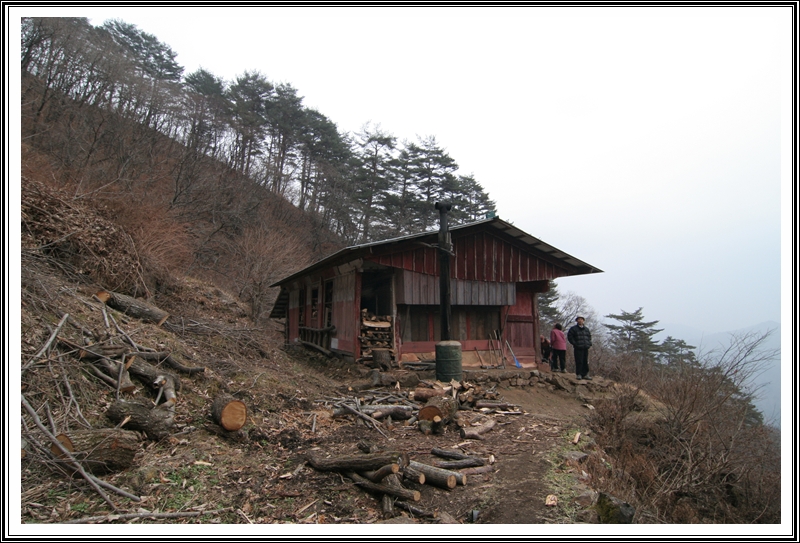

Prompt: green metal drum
xmin=435 ymin=340 xmax=463 ymax=382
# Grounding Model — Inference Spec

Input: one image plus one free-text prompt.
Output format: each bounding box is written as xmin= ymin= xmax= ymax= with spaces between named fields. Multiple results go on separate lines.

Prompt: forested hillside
xmin=22 ymin=17 xmax=495 ymax=244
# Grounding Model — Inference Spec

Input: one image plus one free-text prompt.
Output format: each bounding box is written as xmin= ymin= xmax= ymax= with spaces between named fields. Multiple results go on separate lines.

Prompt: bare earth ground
xmin=19 ymin=265 xmax=603 ymax=528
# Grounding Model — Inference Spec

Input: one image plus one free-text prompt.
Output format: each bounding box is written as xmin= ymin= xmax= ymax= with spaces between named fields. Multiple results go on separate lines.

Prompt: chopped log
xmin=418 ymin=395 xmax=458 ymax=422
xmin=382 ymin=494 xmax=395 ymax=518
xmin=97 ymin=290 xmax=170 ymax=326
xmin=401 ymin=466 xmax=426 ymax=485
xmin=407 ymin=460 xmax=460 ymax=489
xmin=345 ymin=471 xmax=420 ymax=502
xmin=409 ymin=387 xmax=446 ymax=402
xmin=362 ymin=320 xmax=392 ymax=329
xmin=360 ymin=463 xmax=400 ymax=483
xmin=431 ymin=447 xmax=470 ymax=460
xmin=417 ymin=419 xmax=434 ymax=435
xmin=434 ymin=457 xmax=485 ymax=470
xmin=460 ymin=418 xmax=496 ymax=440
xmin=211 ymin=394 xmax=248 ymax=431
xmin=305 ymin=451 xmax=409 ymax=472
xmin=372 ymin=348 xmax=393 ymax=371
xmin=50 ymin=428 xmax=139 ymax=474
xmin=460 ymin=465 xmax=495 ymax=476
xmin=105 ymin=400 xmax=174 ymax=441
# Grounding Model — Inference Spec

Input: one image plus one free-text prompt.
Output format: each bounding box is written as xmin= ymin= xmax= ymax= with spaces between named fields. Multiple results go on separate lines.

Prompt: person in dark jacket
xmin=567 ymin=316 xmax=592 ymax=380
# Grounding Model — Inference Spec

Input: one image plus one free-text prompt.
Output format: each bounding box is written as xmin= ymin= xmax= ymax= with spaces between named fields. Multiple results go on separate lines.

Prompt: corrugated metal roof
xmin=269 ymin=216 xmax=602 ymax=288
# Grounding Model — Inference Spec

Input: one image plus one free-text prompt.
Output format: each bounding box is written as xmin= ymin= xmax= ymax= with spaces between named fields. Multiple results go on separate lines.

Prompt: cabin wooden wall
xmin=368 ymin=230 xmax=568 ymax=283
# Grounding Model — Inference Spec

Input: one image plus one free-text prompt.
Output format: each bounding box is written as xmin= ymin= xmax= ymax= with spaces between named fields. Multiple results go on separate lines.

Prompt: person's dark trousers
xmin=574 ymin=348 xmax=589 ymax=377
xmin=552 ymin=349 xmax=566 ymax=372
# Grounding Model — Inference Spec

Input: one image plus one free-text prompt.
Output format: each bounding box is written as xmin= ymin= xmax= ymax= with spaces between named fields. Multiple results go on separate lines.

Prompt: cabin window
xmin=323 ymin=280 xmax=333 ymax=328
xmin=311 ymin=287 xmax=319 ymax=326
xmin=298 ymin=288 xmax=306 ymax=327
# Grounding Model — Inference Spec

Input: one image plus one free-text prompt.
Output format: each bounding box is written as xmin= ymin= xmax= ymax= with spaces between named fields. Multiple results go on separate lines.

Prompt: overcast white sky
xmin=12 ymin=6 xmax=791 ymax=336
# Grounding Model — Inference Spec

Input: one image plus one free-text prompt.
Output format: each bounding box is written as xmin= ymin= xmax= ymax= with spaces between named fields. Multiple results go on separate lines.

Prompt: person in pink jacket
xmin=549 ymin=323 xmax=567 ymax=373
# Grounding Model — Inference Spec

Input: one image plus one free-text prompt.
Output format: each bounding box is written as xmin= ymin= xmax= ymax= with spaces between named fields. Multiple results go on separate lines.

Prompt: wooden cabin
xmin=269 ymin=217 xmax=601 ymax=367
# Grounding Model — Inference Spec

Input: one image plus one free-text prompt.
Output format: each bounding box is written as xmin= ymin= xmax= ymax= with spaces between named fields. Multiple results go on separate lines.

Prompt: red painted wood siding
xmin=367 ymin=230 xmax=567 ymax=283
xmin=331 ymin=272 xmax=357 ymax=354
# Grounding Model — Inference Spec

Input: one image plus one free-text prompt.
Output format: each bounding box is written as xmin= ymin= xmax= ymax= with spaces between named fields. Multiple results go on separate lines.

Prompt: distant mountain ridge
xmin=656 ymin=321 xmax=782 ymax=428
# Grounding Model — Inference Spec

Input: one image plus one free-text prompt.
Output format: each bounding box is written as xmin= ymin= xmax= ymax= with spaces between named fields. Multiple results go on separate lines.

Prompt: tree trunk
xmin=305 ymin=451 xmax=409 ymax=472
xmin=96 ymin=289 xmax=170 ymax=326
xmin=372 ymin=348 xmax=392 ymax=371
xmin=51 ymin=428 xmax=140 ymax=474
xmin=460 ymin=465 xmax=495 ymax=476
xmin=431 ymin=447 xmax=470 ymax=460
xmin=211 ymin=394 xmax=248 ymax=431
xmin=105 ymin=400 xmax=174 ymax=441
xmin=407 ymin=460 xmax=462 ymax=489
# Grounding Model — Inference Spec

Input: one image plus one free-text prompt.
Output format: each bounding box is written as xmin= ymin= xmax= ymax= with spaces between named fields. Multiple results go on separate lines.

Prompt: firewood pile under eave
xmin=358 ymin=310 xmax=394 ymax=369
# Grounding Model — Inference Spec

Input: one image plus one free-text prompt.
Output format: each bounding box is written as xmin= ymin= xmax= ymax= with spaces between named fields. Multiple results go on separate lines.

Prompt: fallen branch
xmin=345 ymin=471 xmax=420 ymax=502
xmin=23 ymin=313 xmax=69 ymax=372
xmin=63 ymin=507 xmax=232 ymax=524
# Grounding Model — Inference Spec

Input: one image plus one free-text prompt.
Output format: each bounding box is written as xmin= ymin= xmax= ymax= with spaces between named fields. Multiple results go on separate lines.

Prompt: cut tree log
xmin=105 ymin=400 xmax=174 ymax=441
xmin=360 ymin=463 xmax=400 ymax=483
xmin=409 ymin=387 xmax=446 ymax=402
xmin=345 ymin=471 xmax=420 ymax=502
xmin=211 ymin=394 xmax=248 ymax=431
xmin=96 ymin=290 xmax=170 ymax=326
xmin=430 ymin=447 xmax=470 ymax=460
xmin=50 ymin=428 xmax=139 ymax=474
xmin=408 ymin=460 xmax=462 ymax=489
xmin=401 ymin=466 xmax=426 ymax=485
xmin=372 ymin=348 xmax=392 ymax=371
xmin=460 ymin=465 xmax=495 ymax=476
xmin=418 ymin=395 xmax=458 ymax=423
xmin=305 ymin=451 xmax=409 ymax=472
xmin=460 ymin=418 xmax=496 ymax=440
xmin=434 ymin=457 xmax=485 ymax=470
xmin=474 ymin=400 xmax=519 ymax=410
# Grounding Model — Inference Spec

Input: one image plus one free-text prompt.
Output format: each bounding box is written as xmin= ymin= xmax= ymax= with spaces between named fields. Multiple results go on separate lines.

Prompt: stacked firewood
xmin=359 ymin=310 xmax=394 ymax=365
xmin=304 ymin=443 xmax=492 ymax=519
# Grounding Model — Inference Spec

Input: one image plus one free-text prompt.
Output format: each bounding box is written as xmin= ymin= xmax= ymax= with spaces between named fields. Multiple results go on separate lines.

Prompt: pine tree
xmin=604 ymin=307 xmax=663 ymax=357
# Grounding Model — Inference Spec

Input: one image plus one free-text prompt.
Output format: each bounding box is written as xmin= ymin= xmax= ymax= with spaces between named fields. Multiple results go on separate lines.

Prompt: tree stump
xmin=372 ymin=348 xmax=392 ymax=371
xmin=50 ymin=428 xmax=140 ymax=474
xmin=211 ymin=394 xmax=248 ymax=431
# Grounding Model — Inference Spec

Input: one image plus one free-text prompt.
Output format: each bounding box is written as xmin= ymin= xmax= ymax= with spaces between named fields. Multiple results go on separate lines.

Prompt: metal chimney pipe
xmin=434 ymin=201 xmax=453 ymax=341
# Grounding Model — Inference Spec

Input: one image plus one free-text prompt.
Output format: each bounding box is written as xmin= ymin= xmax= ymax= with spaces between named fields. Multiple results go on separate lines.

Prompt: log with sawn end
xmin=360 ymin=463 xmax=400 ymax=483
xmin=305 ymin=451 xmax=409 ymax=472
xmin=430 ymin=447 xmax=471 ymax=460
xmin=50 ymin=428 xmax=140 ymax=474
xmin=96 ymin=290 xmax=170 ymax=326
xmin=332 ymin=404 xmax=413 ymax=420
xmin=408 ymin=460 xmax=463 ymax=489
xmin=211 ymin=394 xmax=248 ymax=431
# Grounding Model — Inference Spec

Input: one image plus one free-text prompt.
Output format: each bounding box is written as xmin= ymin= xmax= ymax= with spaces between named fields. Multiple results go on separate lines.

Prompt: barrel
xmin=435 ymin=340 xmax=463 ymax=382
